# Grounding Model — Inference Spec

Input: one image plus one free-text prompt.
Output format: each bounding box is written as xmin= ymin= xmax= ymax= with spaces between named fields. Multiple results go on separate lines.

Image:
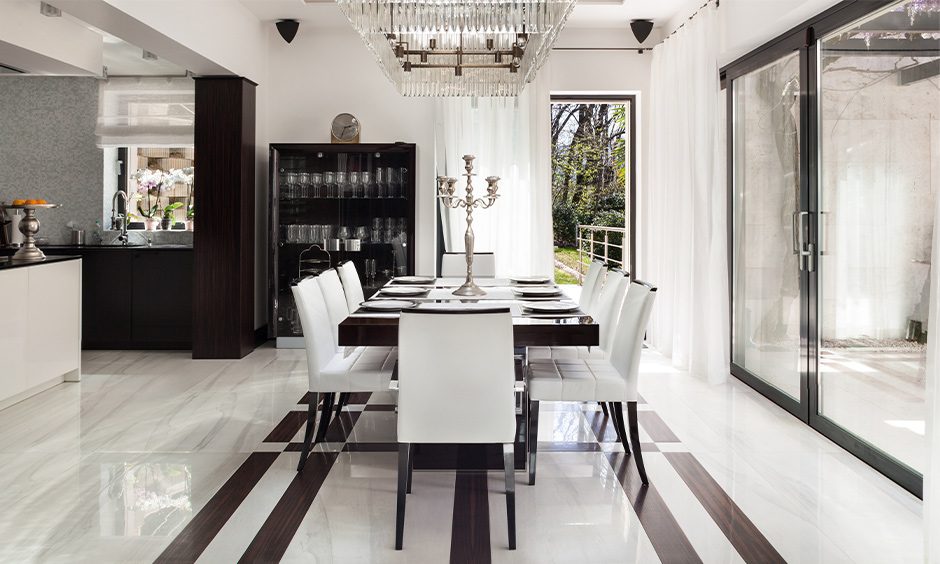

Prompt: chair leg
xmin=600 ymin=401 xmax=609 ymax=416
xmin=296 ymin=395 xmax=319 ymax=472
xmin=625 ymin=401 xmax=648 ymax=486
xmin=610 ymin=402 xmax=629 ymax=453
xmin=406 ymin=443 xmax=414 ymax=494
xmin=396 ymin=443 xmax=409 ymax=550
xmin=527 ymin=400 xmax=539 ymax=486
xmin=503 ymin=443 xmax=516 ymax=550
xmin=315 ymin=392 xmax=336 ymax=443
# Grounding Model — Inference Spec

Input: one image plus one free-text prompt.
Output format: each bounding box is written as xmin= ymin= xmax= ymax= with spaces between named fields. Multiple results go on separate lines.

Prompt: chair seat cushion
xmin=321 ymin=346 xmax=397 ymax=392
xmin=527 ymin=358 xmax=625 ymax=402
xmin=526 ymin=346 xmax=605 ymax=360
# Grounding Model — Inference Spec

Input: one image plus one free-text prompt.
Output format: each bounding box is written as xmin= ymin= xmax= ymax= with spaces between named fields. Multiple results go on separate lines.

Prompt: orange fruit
xmin=36 ymin=199 xmax=47 ymax=204
xmin=25 ymin=199 xmax=39 ymax=205
xmin=12 ymin=199 xmax=25 ymax=205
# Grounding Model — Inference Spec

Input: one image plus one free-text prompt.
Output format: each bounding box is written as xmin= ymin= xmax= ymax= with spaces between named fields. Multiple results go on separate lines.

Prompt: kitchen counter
xmin=0 ymin=254 xmax=80 ymax=271
xmin=0 ymin=258 xmax=81 ymax=410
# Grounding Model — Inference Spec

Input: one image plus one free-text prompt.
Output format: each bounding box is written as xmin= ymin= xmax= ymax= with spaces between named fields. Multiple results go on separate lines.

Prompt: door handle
xmin=796 ymin=211 xmax=815 ymax=272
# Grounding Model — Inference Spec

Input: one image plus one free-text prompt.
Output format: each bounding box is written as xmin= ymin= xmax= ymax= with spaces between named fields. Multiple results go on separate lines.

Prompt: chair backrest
xmin=591 ymin=269 xmax=629 ymax=357
xmin=317 ymin=269 xmax=349 ymax=348
xmin=291 ymin=277 xmax=334 ymax=390
xmin=397 ymin=309 xmax=516 ymax=444
xmin=609 ymin=280 xmax=657 ymax=402
xmin=338 ymin=261 xmax=365 ymax=312
xmin=579 ymin=260 xmax=606 ymax=315
xmin=441 ymin=252 xmax=496 ymax=278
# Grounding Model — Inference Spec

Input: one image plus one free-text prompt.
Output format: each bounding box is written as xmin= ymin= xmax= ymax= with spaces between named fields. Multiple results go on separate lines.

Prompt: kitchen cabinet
xmin=268 ymin=143 xmax=416 ymax=346
xmin=2 ymin=247 xmax=193 ymax=349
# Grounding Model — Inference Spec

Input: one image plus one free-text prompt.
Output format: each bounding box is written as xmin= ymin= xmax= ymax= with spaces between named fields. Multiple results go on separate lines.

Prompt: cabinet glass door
xmin=270 ymin=144 xmax=416 ymax=341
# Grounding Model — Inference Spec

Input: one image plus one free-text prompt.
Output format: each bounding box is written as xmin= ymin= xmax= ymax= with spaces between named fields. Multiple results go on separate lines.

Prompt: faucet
xmin=111 ymin=191 xmax=129 ymax=245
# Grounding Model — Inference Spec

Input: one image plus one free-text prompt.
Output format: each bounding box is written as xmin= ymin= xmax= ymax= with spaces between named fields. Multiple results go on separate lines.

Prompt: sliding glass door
xmin=815 ymin=6 xmax=937 ymax=479
xmin=731 ymin=53 xmax=804 ymax=407
xmin=727 ymin=0 xmax=934 ymax=495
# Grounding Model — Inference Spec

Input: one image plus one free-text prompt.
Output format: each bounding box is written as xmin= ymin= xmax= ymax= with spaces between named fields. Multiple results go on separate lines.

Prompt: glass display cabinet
xmin=268 ymin=142 xmax=416 ymax=345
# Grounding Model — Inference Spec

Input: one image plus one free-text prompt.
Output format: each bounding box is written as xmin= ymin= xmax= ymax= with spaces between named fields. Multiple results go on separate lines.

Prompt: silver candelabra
xmin=437 ymin=155 xmax=500 ymax=296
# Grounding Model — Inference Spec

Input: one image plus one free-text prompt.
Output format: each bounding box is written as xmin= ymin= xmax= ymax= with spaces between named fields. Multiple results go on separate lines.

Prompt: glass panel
xmin=817 ymin=0 xmax=937 ymax=473
xmin=731 ymin=52 xmax=802 ymax=400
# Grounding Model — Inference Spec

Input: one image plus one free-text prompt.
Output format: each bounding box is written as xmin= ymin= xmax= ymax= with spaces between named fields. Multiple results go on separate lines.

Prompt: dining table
xmin=338 ymin=276 xmax=599 ymax=348
xmin=337 ymin=275 xmax=600 ymax=471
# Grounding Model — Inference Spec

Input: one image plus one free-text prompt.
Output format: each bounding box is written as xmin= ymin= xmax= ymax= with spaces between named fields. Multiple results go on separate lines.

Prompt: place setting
xmin=518 ymin=300 xmax=585 ymax=317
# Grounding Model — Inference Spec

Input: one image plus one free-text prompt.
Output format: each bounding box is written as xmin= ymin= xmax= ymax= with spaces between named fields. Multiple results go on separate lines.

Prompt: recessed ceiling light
xmin=40 ymin=2 xmax=61 ymax=17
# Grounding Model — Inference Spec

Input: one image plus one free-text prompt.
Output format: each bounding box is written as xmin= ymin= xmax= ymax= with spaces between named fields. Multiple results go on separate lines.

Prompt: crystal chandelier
xmin=336 ymin=0 xmax=579 ymax=97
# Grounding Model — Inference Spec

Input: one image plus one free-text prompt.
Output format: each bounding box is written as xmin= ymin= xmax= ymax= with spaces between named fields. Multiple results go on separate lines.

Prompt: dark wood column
xmin=193 ymin=77 xmax=256 ymax=359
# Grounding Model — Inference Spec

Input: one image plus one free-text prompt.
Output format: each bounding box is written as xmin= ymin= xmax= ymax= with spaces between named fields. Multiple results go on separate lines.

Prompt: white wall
xmin=262 ymin=23 xmax=438 ymax=281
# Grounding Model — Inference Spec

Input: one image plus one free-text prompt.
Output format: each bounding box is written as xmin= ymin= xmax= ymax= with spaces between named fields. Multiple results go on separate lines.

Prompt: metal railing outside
xmin=577 ymin=224 xmax=626 ymax=283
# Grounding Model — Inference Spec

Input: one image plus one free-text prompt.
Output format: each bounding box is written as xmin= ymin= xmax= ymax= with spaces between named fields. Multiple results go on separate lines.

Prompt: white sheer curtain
xmin=433 ymin=72 xmax=553 ymax=278
xmin=645 ymin=4 xmax=729 ymax=382
xmin=927 ymin=192 xmax=939 ymax=563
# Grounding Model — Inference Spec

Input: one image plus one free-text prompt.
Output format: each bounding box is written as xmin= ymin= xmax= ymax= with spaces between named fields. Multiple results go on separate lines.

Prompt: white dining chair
xmin=579 ymin=259 xmax=606 ymax=315
xmin=317 ymin=268 xmax=350 ymax=349
xmin=440 ymin=252 xmax=496 ymax=277
xmin=291 ymin=276 xmax=397 ymax=472
xmin=395 ymin=308 xmax=518 ymax=550
xmin=338 ymin=260 xmax=365 ymax=312
xmin=527 ymin=268 xmax=629 ymax=361
xmin=526 ymin=280 xmax=657 ymax=486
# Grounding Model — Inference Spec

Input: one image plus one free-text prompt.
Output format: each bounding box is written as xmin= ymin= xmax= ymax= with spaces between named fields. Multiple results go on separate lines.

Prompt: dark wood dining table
xmin=338 ymin=277 xmax=599 ymax=348
xmin=337 ymin=277 xmax=599 ymax=471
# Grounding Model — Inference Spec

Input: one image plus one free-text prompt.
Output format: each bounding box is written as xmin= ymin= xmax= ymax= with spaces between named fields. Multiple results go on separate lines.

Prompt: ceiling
xmin=86 ymin=0 xmax=692 ymax=76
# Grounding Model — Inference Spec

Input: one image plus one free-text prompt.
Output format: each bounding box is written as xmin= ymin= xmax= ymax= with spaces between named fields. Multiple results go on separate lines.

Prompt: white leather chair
xmin=395 ymin=308 xmax=517 ymax=550
xmin=292 ymin=276 xmax=397 ymax=472
xmin=338 ymin=260 xmax=366 ymax=312
xmin=317 ymin=268 xmax=350 ymax=349
xmin=579 ymin=259 xmax=606 ymax=315
xmin=528 ymin=267 xmax=629 ymax=357
xmin=526 ymin=280 xmax=657 ymax=486
xmin=440 ymin=252 xmax=496 ymax=277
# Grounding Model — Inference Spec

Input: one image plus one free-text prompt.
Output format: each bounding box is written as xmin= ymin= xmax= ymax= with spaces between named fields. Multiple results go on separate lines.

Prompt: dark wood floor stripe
xmin=298 ymin=391 xmax=315 ymax=405
xmin=606 ymin=452 xmax=703 ymax=564
xmin=347 ymin=391 xmax=373 ymax=404
xmin=344 ymin=442 xmax=399 ymax=452
xmin=236 ymin=452 xmax=339 ymax=564
xmin=664 ymin=453 xmax=787 ymax=564
xmin=263 ymin=410 xmax=308 ymax=443
xmin=586 ymin=409 xmax=620 ymax=442
xmin=450 ymin=470 xmax=491 ymax=564
xmin=153 ymin=451 xmax=280 ymax=564
xmin=636 ymin=410 xmax=681 ymax=442
xmin=363 ymin=404 xmax=397 ymax=411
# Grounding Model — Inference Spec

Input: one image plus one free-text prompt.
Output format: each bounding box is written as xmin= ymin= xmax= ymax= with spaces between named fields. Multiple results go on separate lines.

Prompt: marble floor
xmin=0 ymin=345 xmax=923 ymax=563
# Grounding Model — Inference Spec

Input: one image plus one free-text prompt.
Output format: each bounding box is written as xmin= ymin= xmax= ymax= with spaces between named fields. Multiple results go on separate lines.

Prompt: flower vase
xmin=185 ymin=220 xmax=194 ymax=231
xmin=161 ymin=217 xmax=172 ymax=230
xmin=144 ymin=218 xmax=160 ymax=231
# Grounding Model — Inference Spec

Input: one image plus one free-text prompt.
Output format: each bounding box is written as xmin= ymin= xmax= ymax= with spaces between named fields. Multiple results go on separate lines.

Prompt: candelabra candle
xmin=436 ymin=154 xmax=501 ymax=296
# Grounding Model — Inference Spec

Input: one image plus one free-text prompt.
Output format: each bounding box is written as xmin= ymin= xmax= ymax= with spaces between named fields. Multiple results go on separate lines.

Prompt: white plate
xmin=512 ymin=287 xmax=562 ymax=297
xmin=510 ymin=276 xmax=552 ymax=284
xmin=521 ymin=302 xmax=580 ymax=313
xmin=379 ymin=286 xmax=428 ymax=296
xmin=358 ymin=300 xmax=417 ymax=311
xmin=391 ymin=276 xmax=436 ymax=285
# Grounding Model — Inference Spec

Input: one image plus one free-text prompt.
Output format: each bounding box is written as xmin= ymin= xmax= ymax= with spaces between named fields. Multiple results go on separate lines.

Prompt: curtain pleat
xmin=927 ymin=186 xmax=939 ymax=564
xmin=645 ymin=5 xmax=729 ymax=382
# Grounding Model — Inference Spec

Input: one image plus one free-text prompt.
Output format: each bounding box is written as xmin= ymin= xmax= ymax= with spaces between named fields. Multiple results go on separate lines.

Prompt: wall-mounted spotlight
xmin=40 ymin=2 xmax=61 ymax=17
xmin=630 ymin=20 xmax=654 ymax=44
xmin=276 ymin=20 xmax=299 ymax=44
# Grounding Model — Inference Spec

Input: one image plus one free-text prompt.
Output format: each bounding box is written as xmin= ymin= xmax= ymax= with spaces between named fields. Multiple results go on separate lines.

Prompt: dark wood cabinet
xmin=132 ymin=250 xmax=193 ymax=346
xmin=268 ymin=143 xmax=417 ymax=346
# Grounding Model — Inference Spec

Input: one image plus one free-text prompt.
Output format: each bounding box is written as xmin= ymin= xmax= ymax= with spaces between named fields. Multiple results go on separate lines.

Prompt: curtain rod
xmin=664 ymin=0 xmax=718 ymax=41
